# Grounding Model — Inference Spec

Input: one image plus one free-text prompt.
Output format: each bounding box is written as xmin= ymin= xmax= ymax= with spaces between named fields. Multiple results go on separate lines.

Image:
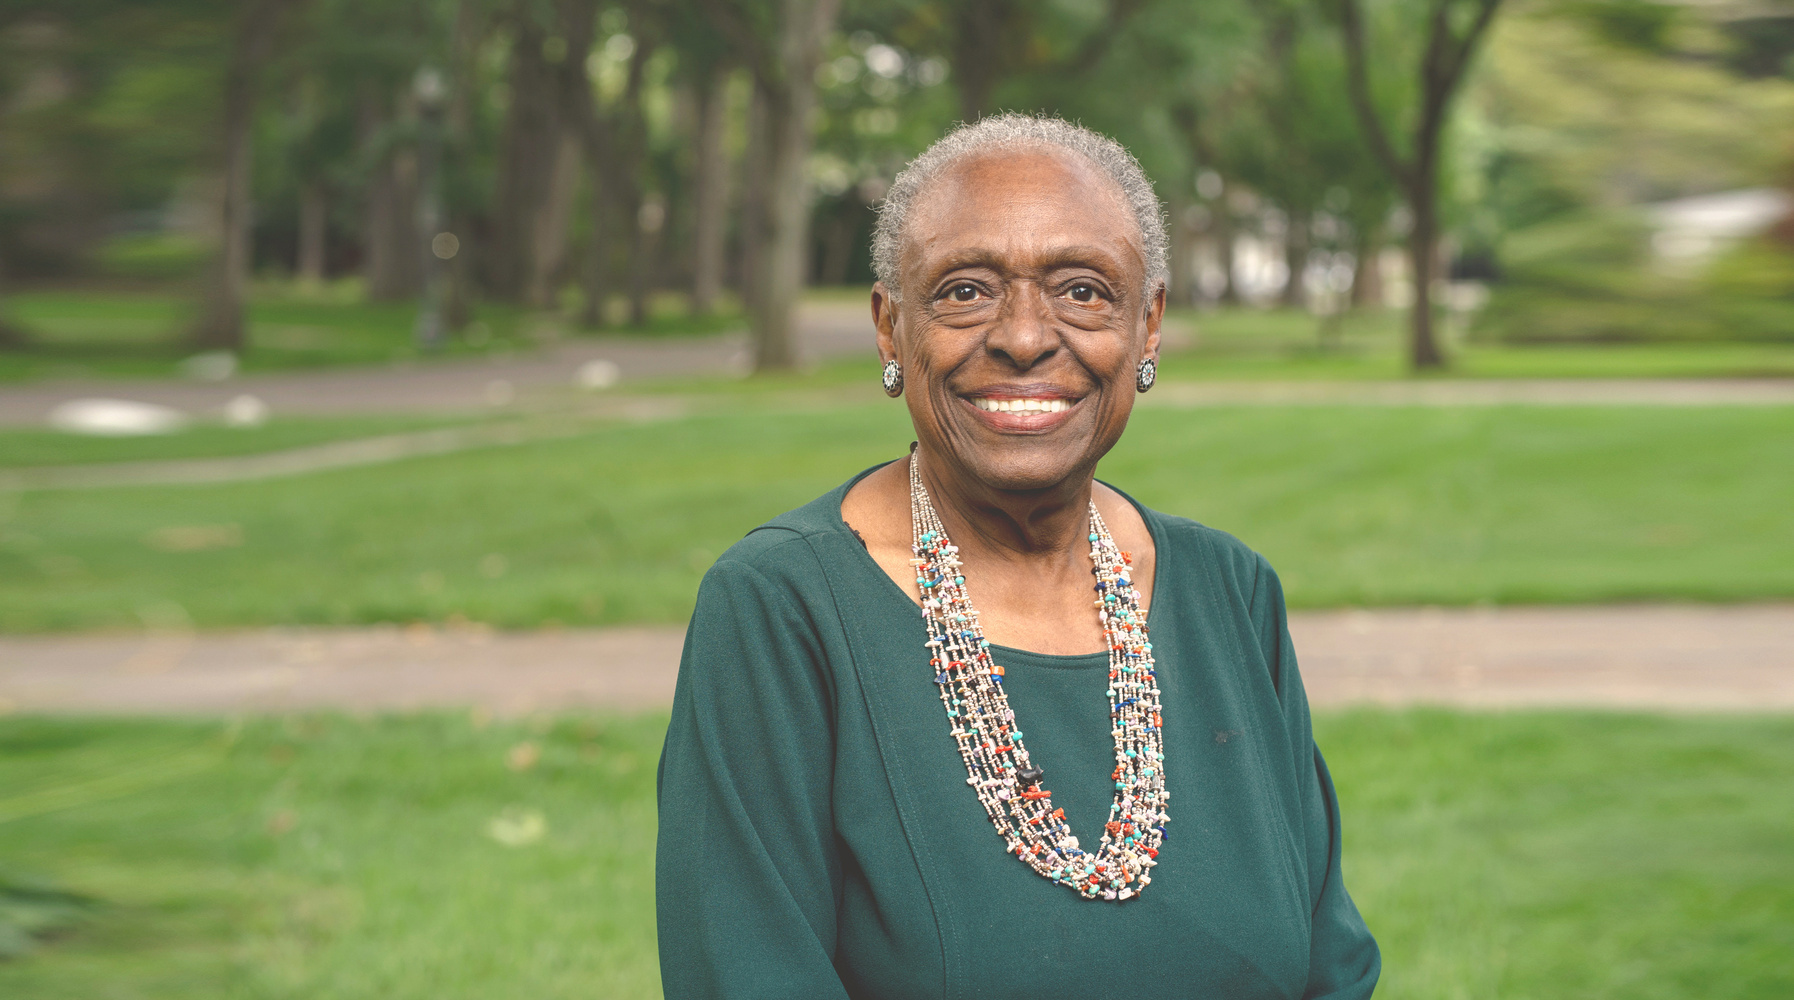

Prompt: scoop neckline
xmin=832 ymin=460 xmax=1162 ymax=663
xmin=987 ymin=643 xmax=1111 ymax=671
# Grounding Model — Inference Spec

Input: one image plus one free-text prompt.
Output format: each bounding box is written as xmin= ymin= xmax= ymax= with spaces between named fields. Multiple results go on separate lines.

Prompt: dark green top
xmin=656 ymin=468 xmax=1379 ymax=999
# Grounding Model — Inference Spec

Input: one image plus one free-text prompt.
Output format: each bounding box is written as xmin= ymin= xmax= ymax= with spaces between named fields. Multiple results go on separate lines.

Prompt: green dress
xmin=656 ymin=467 xmax=1380 ymax=999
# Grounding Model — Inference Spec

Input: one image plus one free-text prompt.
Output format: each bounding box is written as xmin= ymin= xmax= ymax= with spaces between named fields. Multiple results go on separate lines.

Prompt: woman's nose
xmin=985 ymin=286 xmax=1060 ymax=370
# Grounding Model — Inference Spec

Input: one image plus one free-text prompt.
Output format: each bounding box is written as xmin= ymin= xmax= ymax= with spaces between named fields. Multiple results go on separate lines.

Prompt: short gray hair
xmin=870 ymin=113 xmax=1169 ymax=303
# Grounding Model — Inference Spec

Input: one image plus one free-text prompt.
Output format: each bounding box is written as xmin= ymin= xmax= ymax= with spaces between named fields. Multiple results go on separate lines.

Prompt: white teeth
xmin=972 ymin=397 xmax=1070 ymax=415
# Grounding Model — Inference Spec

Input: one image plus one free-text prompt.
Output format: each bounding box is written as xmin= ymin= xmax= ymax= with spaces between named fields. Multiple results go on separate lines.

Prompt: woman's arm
xmin=1250 ymin=555 xmax=1382 ymax=1000
xmin=656 ymin=548 xmax=850 ymax=1000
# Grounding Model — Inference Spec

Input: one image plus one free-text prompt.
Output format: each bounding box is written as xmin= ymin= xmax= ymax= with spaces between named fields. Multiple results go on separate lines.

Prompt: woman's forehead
xmin=903 ymin=148 xmax=1144 ymax=277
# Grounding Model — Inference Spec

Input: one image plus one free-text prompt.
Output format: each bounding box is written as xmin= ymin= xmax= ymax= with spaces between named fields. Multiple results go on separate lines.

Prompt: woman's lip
xmin=966 ymin=390 xmax=1081 ymax=401
xmin=958 ymin=394 xmax=1080 ymax=432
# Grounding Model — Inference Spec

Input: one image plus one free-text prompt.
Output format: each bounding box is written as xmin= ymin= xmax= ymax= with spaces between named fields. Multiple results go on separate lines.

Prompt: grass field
xmin=6 ymin=285 xmax=1794 ymax=383
xmin=1160 ymin=307 xmax=1794 ymax=381
xmin=0 ymin=286 xmax=744 ymax=382
xmin=0 ymin=415 xmax=492 ymax=469
xmin=1 ymin=710 xmax=1788 ymax=999
xmin=1 ymin=402 xmax=1789 ymax=632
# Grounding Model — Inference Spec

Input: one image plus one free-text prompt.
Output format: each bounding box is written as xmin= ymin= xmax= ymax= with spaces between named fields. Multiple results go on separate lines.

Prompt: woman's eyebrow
xmin=923 ymin=245 xmax=1128 ymax=283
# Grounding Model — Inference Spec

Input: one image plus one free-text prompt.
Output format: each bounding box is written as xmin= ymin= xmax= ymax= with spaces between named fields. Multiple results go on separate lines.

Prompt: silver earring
xmin=1136 ymin=357 xmax=1156 ymax=393
xmin=882 ymin=359 xmax=903 ymax=397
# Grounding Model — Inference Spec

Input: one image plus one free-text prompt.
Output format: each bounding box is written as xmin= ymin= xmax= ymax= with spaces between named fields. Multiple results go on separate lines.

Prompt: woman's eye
xmin=1068 ymin=283 xmax=1097 ymax=302
xmin=947 ymin=283 xmax=979 ymax=302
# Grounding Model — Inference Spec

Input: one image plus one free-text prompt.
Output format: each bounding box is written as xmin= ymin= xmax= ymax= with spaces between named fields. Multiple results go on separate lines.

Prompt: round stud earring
xmin=1136 ymin=357 xmax=1157 ymax=393
xmin=882 ymin=359 xmax=904 ymax=397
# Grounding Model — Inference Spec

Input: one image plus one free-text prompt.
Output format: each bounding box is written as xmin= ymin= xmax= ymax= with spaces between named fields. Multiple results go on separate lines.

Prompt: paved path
xmin=4 ymin=297 xmax=1790 ymax=428
xmin=3 ymin=605 xmax=1788 ymax=716
xmin=0 ymin=301 xmax=878 ymax=427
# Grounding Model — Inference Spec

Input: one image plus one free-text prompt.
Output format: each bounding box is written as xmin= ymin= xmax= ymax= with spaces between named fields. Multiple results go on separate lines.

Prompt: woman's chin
xmin=952 ymin=446 xmax=1093 ymax=495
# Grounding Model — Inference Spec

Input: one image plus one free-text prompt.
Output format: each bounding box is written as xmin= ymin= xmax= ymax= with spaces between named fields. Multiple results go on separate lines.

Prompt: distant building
xmin=1646 ymin=188 xmax=1792 ymax=267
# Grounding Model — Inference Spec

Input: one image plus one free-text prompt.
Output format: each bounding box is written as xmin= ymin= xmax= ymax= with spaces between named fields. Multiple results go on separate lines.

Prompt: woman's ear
xmin=872 ymin=281 xmax=900 ymax=362
xmin=1143 ymin=283 xmax=1166 ymax=361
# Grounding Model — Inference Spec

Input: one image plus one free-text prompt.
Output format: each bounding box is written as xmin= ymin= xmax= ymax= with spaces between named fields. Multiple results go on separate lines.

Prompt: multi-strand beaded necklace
xmin=909 ymin=455 xmax=1168 ymax=901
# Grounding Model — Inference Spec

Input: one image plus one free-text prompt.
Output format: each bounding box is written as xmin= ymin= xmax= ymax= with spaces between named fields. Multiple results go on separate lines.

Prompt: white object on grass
xmin=575 ymin=358 xmax=621 ymax=390
xmin=48 ymin=398 xmax=188 ymax=436
xmin=181 ymin=351 xmax=238 ymax=381
xmin=223 ymin=394 xmax=269 ymax=427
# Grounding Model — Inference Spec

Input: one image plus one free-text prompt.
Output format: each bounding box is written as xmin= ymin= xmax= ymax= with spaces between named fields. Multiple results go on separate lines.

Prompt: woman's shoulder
xmin=703 ymin=469 xmax=874 ymax=587
xmin=1132 ymin=501 xmax=1275 ymax=598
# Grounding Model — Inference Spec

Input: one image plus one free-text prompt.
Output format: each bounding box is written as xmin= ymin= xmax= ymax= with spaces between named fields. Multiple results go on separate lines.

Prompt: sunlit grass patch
xmin=0 ymin=711 xmax=1788 ymax=999
xmin=0 ymin=415 xmax=490 ymax=469
xmin=2 ymin=403 xmax=1789 ymax=632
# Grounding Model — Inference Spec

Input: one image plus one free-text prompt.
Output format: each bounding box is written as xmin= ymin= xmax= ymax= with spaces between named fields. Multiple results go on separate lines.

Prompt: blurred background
xmin=0 ymin=0 xmax=1791 ymax=997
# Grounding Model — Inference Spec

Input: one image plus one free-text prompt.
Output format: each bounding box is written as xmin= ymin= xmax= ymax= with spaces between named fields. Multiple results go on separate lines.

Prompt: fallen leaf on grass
xmin=486 ymin=807 xmax=546 ymax=847
xmin=145 ymin=524 xmax=243 ymax=552
xmin=507 ymin=741 xmax=540 ymax=772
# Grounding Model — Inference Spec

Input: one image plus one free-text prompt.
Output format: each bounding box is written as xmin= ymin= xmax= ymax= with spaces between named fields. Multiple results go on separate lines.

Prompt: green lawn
xmin=1 ymin=403 xmax=1789 ymax=632
xmin=0 ymin=415 xmax=492 ymax=469
xmin=0 ymin=286 xmax=744 ymax=382
xmin=1158 ymin=307 xmax=1794 ymax=381
xmin=1 ymin=710 xmax=1788 ymax=998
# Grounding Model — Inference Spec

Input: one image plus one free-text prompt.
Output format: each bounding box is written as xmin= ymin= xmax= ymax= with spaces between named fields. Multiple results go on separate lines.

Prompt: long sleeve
xmin=1250 ymin=555 xmax=1382 ymax=1000
xmin=656 ymin=548 xmax=851 ymax=1000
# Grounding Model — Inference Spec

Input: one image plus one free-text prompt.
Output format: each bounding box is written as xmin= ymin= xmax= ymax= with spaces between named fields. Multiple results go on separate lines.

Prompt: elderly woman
xmin=656 ymin=115 xmax=1379 ymax=999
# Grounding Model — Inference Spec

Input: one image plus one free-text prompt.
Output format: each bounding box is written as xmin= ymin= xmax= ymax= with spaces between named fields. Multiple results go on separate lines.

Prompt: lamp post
xmin=414 ymin=66 xmax=448 ymax=350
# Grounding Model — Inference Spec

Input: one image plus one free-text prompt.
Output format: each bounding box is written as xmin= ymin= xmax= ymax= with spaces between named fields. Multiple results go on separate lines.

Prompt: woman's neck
xmin=913 ymin=445 xmax=1093 ymax=572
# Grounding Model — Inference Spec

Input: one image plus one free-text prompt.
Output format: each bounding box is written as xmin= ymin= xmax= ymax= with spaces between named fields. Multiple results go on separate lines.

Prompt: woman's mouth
xmin=961 ymin=393 xmax=1082 ymax=431
xmin=970 ymin=397 xmax=1073 ymax=415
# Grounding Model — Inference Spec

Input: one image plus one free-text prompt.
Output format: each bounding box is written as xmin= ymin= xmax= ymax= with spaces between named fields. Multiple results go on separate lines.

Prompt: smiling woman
xmin=656 ymin=115 xmax=1380 ymax=1000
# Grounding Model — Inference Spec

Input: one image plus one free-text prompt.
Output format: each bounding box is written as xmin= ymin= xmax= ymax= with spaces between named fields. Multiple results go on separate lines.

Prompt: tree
xmin=1334 ymin=0 xmax=1503 ymax=369
xmin=706 ymin=0 xmax=841 ymax=370
xmin=489 ymin=0 xmax=574 ymax=306
xmin=679 ymin=30 xmax=733 ymax=315
xmin=190 ymin=0 xmax=304 ymax=351
xmin=563 ymin=0 xmax=660 ymax=328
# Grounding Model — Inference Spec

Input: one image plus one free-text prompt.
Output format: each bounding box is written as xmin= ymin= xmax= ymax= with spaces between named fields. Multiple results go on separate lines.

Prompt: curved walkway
xmin=3 ymin=298 xmax=1791 ymax=429
xmin=0 ymin=300 xmax=875 ymax=427
xmin=3 ymin=604 xmax=1788 ymax=716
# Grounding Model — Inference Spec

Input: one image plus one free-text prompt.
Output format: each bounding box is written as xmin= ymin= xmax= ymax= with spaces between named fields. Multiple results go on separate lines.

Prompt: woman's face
xmin=874 ymin=148 xmax=1163 ymax=495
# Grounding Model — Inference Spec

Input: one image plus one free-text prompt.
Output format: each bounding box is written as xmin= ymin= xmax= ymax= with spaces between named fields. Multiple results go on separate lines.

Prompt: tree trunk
xmin=1336 ymin=0 xmax=1503 ymax=371
xmin=1351 ymin=227 xmax=1383 ymax=308
xmin=629 ymin=195 xmax=661 ymax=326
xmin=297 ymin=179 xmax=326 ymax=288
xmin=0 ymin=260 xmax=24 ymax=348
xmin=490 ymin=4 xmax=560 ymax=302
xmin=691 ymin=67 xmax=731 ymax=315
xmin=1280 ymin=211 xmax=1309 ymax=308
xmin=750 ymin=0 xmax=841 ymax=371
xmin=754 ymin=95 xmax=803 ymax=369
xmin=816 ymin=201 xmax=856 ymax=287
xmin=738 ymin=80 xmax=770 ymax=321
xmin=1407 ymin=177 xmax=1443 ymax=368
xmin=192 ymin=0 xmax=292 ymax=351
xmin=1214 ymin=205 xmax=1238 ymax=304
xmin=581 ymin=189 xmax=615 ymax=327
xmin=950 ymin=0 xmax=1012 ymax=121
xmin=526 ymin=129 xmax=582 ymax=309
xmin=365 ymin=141 xmax=421 ymax=301
xmin=1167 ymin=197 xmax=1196 ymax=307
